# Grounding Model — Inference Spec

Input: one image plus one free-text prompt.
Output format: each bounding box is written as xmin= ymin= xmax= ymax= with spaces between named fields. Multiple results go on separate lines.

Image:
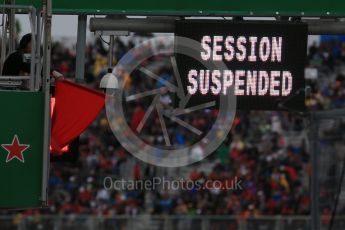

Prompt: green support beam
xmin=14 ymin=0 xmax=345 ymax=16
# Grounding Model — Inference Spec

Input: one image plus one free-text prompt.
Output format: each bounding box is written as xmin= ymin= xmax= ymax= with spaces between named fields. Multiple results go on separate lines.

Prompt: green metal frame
xmin=0 ymin=0 xmax=51 ymax=209
xmin=14 ymin=0 xmax=345 ymax=16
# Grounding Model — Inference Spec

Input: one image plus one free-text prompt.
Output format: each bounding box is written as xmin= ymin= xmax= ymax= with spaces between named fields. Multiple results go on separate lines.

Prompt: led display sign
xmin=175 ymin=21 xmax=308 ymax=111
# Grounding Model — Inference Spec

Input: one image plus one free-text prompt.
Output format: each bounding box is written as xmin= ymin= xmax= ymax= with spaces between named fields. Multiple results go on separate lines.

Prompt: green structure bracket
xmin=14 ymin=0 xmax=345 ymax=17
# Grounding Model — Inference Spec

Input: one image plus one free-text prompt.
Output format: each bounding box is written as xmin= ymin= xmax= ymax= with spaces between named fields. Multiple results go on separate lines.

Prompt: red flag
xmin=50 ymin=98 xmax=69 ymax=152
xmin=51 ymin=80 xmax=105 ymax=154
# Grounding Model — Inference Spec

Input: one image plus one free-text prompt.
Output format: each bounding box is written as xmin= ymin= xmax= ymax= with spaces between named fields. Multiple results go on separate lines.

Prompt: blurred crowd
xmin=306 ymin=36 xmax=345 ymax=110
xmin=2 ymin=34 xmax=345 ymax=222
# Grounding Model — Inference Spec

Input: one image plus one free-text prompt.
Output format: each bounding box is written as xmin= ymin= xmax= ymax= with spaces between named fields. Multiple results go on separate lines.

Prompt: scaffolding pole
xmin=90 ymin=17 xmax=345 ymax=35
xmin=310 ymin=112 xmax=320 ymax=230
xmin=75 ymin=14 xmax=87 ymax=84
xmin=41 ymin=0 xmax=52 ymax=206
xmin=8 ymin=0 xmax=15 ymax=53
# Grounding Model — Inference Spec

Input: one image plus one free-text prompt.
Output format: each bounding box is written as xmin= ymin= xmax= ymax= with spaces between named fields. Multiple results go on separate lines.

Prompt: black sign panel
xmin=175 ymin=20 xmax=307 ymax=111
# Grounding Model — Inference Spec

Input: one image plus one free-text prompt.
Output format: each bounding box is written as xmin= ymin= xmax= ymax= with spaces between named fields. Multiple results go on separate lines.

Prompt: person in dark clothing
xmin=1 ymin=33 xmax=63 ymax=90
xmin=2 ymin=33 xmax=32 ymax=76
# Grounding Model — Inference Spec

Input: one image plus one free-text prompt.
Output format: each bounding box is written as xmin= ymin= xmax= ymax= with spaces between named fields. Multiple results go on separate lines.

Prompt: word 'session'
xmin=187 ymin=35 xmax=292 ymax=97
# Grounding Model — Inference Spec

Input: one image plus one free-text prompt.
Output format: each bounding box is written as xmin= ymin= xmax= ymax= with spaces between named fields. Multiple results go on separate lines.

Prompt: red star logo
xmin=1 ymin=135 xmax=30 ymax=163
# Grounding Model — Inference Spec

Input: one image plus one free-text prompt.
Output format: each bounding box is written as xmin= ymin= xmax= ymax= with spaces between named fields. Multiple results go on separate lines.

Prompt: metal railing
xmin=0 ymin=3 xmax=39 ymax=91
xmin=0 ymin=215 xmax=314 ymax=230
xmin=1 ymin=215 xmax=345 ymax=230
